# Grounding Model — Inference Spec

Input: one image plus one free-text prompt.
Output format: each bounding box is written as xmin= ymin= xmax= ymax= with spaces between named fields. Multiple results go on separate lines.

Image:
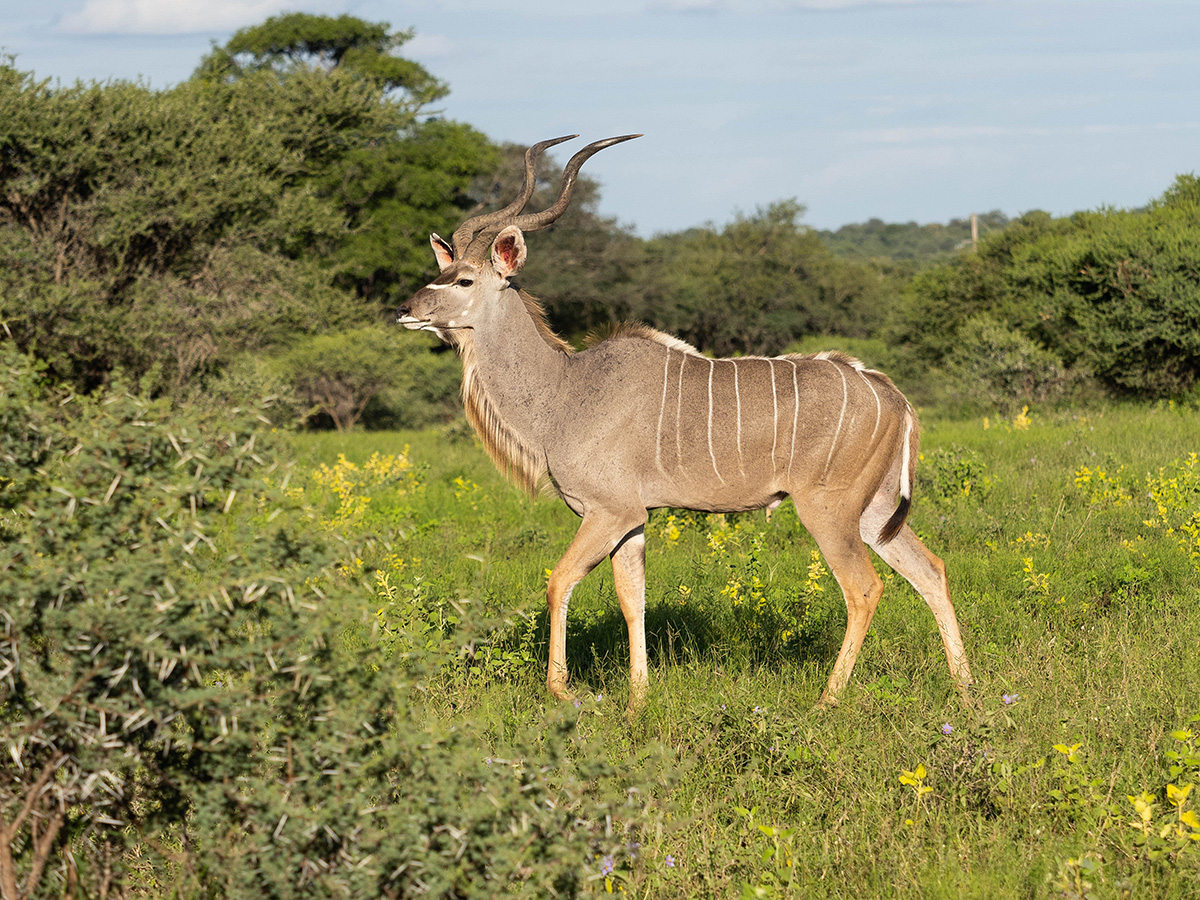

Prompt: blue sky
xmin=3 ymin=0 xmax=1197 ymax=235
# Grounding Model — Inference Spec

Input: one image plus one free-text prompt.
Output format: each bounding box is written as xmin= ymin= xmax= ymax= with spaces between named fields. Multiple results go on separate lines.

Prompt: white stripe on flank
xmin=788 ymin=359 xmax=799 ymax=483
xmin=822 ymin=361 xmax=848 ymax=482
xmin=732 ymin=360 xmax=745 ymax=477
xmin=675 ymin=352 xmax=685 ymax=470
xmin=858 ymin=369 xmax=882 ymax=443
xmin=655 ymin=348 xmax=670 ymax=475
xmin=768 ymin=359 xmax=778 ymax=478
xmin=900 ymin=409 xmax=914 ymax=499
xmin=707 ymin=359 xmax=725 ymax=484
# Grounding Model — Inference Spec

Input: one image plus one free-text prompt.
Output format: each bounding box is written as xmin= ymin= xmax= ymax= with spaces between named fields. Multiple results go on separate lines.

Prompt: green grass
xmin=288 ymin=402 xmax=1200 ymax=898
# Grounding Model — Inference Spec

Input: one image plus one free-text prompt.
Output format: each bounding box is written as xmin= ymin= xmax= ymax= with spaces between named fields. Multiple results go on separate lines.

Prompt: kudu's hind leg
xmin=863 ymin=512 xmax=974 ymax=697
xmin=799 ymin=507 xmax=885 ymax=708
xmin=546 ymin=512 xmax=645 ymax=702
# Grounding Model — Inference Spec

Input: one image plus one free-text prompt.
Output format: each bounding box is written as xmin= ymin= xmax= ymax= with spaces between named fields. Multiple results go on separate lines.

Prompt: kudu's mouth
xmin=396 ymin=312 xmax=468 ymax=334
xmin=396 ymin=313 xmax=429 ymax=331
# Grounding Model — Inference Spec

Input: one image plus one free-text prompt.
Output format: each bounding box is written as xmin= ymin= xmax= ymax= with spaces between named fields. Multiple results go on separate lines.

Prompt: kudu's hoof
xmin=624 ymin=686 xmax=647 ymax=720
xmin=955 ymin=680 xmax=977 ymax=709
xmin=548 ymin=683 xmax=576 ymax=704
xmin=814 ymin=693 xmax=841 ymax=712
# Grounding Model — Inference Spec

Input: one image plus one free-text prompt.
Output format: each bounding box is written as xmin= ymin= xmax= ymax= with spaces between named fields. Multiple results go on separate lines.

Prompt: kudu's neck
xmin=454 ymin=286 xmax=569 ymax=495
xmin=468 ymin=288 xmax=567 ymax=415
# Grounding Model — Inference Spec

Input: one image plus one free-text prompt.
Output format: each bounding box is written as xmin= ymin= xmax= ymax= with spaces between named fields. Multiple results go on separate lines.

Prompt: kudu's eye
xmin=456 ymin=278 xmax=474 ymax=288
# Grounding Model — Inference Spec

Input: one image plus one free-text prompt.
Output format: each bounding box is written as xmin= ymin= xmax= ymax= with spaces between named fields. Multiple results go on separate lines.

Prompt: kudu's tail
xmin=877 ymin=407 xmax=917 ymax=544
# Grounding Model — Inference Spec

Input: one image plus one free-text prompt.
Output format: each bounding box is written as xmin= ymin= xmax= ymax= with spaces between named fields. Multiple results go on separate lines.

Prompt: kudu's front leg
xmin=545 ymin=513 xmax=644 ymax=703
xmin=610 ymin=526 xmax=648 ymax=714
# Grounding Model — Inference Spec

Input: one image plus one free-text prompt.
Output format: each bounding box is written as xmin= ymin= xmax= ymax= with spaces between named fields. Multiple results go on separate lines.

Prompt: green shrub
xmin=195 ymin=351 xmax=309 ymax=428
xmin=0 ymin=342 xmax=343 ymax=897
xmin=889 ymin=177 xmax=1200 ymax=402
xmin=944 ymin=315 xmax=1075 ymax=413
xmin=0 ymin=344 xmax=659 ymax=898
xmin=275 ymin=327 xmax=460 ymax=432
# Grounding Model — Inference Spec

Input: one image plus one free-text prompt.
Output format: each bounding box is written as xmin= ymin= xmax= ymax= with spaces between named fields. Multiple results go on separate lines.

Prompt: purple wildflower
xmin=600 ymin=855 xmax=615 ymax=876
xmin=665 ymin=854 xmax=677 ymax=868
xmin=1002 ymin=693 xmax=1020 ymax=705
xmin=941 ymin=723 xmax=953 ymax=735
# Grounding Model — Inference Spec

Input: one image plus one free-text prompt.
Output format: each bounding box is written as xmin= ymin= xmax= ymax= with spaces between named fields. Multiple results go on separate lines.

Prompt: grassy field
xmin=289 ymin=403 xmax=1200 ymax=899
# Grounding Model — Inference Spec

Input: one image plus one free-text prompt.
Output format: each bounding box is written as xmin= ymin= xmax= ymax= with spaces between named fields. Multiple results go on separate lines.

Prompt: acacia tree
xmin=278 ymin=328 xmax=400 ymax=431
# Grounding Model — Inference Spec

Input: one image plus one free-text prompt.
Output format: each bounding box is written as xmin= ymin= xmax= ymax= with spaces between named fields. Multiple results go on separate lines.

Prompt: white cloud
xmin=654 ymin=0 xmax=981 ymax=11
xmin=57 ymin=0 xmax=312 ymax=36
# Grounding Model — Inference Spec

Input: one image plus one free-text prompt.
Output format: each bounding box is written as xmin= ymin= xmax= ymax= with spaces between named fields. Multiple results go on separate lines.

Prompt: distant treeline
xmin=818 ymin=211 xmax=1011 ymax=262
xmin=2 ymin=13 xmax=1198 ymax=429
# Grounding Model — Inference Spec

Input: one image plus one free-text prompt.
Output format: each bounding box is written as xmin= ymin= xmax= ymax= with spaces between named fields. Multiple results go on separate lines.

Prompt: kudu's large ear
xmin=490 ymin=225 xmax=527 ymax=279
xmin=430 ymin=234 xmax=454 ymax=272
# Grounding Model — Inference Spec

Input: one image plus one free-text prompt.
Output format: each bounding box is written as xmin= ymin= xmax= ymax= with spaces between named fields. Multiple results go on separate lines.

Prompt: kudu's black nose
xmin=395 ymin=302 xmax=410 ymax=321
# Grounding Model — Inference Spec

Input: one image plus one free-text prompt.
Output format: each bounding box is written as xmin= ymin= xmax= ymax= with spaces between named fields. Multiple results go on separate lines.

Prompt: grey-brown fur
xmin=399 ymin=136 xmax=973 ymax=711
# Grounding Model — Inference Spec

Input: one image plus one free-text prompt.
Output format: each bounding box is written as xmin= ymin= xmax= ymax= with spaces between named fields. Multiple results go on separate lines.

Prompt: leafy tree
xmin=199 ymin=12 xmax=448 ymax=113
xmin=1 ymin=15 xmax=496 ymax=409
xmin=887 ymin=210 xmax=1065 ymax=368
xmin=0 ymin=60 xmax=389 ymax=393
xmin=197 ymin=15 xmax=499 ymax=309
xmin=634 ymin=200 xmax=889 ymax=357
xmin=1023 ymin=176 xmax=1200 ymax=396
xmin=321 ymin=118 xmax=499 ymax=305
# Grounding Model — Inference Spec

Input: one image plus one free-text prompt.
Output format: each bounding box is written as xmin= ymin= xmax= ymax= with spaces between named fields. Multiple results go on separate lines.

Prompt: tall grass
xmin=289 ymin=402 xmax=1200 ymax=898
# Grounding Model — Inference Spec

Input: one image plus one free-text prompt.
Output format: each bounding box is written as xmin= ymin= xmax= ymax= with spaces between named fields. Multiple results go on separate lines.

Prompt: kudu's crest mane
xmin=798 ymin=349 xmax=901 ymax=391
xmin=586 ymin=321 xmax=702 ymax=355
xmin=518 ymin=290 xmax=575 ymax=355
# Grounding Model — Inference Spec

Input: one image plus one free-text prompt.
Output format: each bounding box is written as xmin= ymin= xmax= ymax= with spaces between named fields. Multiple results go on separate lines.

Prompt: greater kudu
xmin=398 ymin=135 xmax=973 ymax=711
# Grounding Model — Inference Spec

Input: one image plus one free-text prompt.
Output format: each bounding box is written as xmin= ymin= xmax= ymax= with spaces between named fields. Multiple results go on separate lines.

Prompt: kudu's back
xmin=547 ymin=331 xmax=913 ymax=530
